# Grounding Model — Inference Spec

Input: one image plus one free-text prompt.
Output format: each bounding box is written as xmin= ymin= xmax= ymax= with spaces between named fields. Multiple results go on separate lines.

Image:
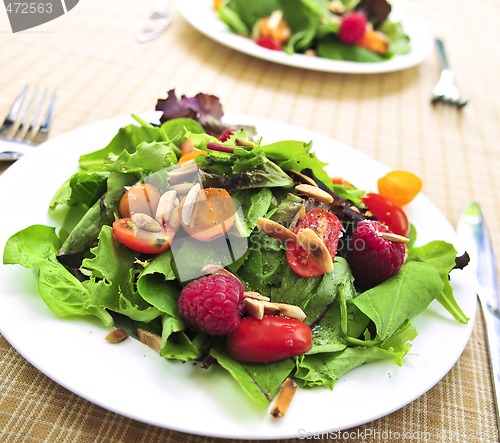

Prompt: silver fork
xmin=430 ymin=38 xmax=468 ymax=108
xmin=0 ymin=85 xmax=57 ymax=162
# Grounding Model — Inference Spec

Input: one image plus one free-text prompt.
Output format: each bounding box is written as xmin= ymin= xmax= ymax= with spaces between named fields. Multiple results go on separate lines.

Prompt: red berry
xmin=256 ymin=36 xmax=283 ymax=51
xmin=347 ymin=220 xmax=406 ymax=291
xmin=178 ymin=274 xmax=244 ymax=335
xmin=338 ymin=12 xmax=367 ymax=44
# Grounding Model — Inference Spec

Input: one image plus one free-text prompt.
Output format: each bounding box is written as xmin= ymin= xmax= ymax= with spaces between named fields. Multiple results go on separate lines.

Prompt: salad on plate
xmin=2 ymin=90 xmax=469 ymax=415
xmin=216 ymin=0 xmax=411 ymax=62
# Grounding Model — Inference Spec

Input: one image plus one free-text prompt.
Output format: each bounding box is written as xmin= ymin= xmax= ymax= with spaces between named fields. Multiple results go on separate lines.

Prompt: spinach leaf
xmin=211 ymin=345 xmax=295 ymax=408
xmin=350 ymin=261 xmax=444 ymax=345
xmin=317 ymin=38 xmax=389 ymax=62
xmin=232 ymin=188 xmax=273 ymax=237
xmin=407 ymin=241 xmax=469 ymax=323
xmin=295 ymin=320 xmax=417 ymax=388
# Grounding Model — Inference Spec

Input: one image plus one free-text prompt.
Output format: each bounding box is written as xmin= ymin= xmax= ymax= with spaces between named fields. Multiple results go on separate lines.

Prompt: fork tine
xmin=0 ymin=84 xmax=29 ymax=135
xmin=28 ymin=87 xmax=47 ymax=132
xmin=15 ymin=86 xmax=39 ymax=139
xmin=39 ymin=91 xmax=56 ymax=134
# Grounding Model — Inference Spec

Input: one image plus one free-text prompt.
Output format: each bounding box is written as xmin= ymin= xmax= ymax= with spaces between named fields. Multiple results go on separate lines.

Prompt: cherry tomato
xmin=179 ymin=187 xmax=235 ymax=242
xmin=256 ymin=36 xmax=283 ymax=51
xmin=286 ymin=208 xmax=342 ymax=278
xmin=118 ymin=183 xmax=161 ymax=219
xmin=377 ymin=170 xmax=422 ymax=206
xmin=226 ymin=315 xmax=312 ymax=363
xmin=258 ymin=15 xmax=291 ymax=43
xmin=361 ymin=193 xmax=410 ymax=236
xmin=112 ymin=218 xmax=175 ymax=254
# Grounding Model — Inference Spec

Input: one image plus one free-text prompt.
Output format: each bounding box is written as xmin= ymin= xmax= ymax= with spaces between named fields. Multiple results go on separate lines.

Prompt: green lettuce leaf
xmin=82 ymin=226 xmax=161 ymax=322
xmin=3 ymin=225 xmax=113 ymax=326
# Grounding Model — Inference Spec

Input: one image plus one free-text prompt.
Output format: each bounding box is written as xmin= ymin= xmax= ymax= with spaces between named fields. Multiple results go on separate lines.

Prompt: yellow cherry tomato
xmin=377 ymin=170 xmax=423 ymax=206
xmin=179 ymin=187 xmax=235 ymax=241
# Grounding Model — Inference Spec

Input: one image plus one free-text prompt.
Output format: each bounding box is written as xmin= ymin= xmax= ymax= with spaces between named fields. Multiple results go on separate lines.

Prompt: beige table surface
xmin=1 ymin=0 xmax=500 ymax=442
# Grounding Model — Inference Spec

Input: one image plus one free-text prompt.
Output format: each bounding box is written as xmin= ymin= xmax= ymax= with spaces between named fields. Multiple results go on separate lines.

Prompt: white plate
xmin=175 ymin=0 xmax=434 ymax=74
xmin=0 ymin=114 xmax=476 ymax=440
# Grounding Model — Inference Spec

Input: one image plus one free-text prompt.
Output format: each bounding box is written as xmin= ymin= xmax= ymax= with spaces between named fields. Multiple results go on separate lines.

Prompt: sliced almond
xmin=243 ymin=297 xmax=265 ymax=320
xmin=261 ymin=300 xmax=307 ymax=321
xmin=256 ymin=217 xmax=297 ymax=245
xmin=287 ymin=170 xmax=318 ymax=187
xmin=296 ymin=228 xmax=334 ymax=274
xmin=201 ymin=264 xmax=238 ymax=279
xmin=378 ymin=231 xmax=410 ymax=244
xmin=181 ymin=183 xmax=201 ymax=226
xmin=170 ymin=182 xmax=198 ymax=196
xmin=243 ymin=290 xmax=270 ymax=302
xmin=131 ymin=213 xmax=162 ymax=232
xmin=235 ymin=137 xmax=255 ymax=147
xmin=169 ymin=163 xmax=200 ymax=184
xmin=155 ymin=190 xmax=177 ymax=225
xmin=169 ymin=206 xmax=181 ymax=229
xmin=295 ymin=184 xmax=333 ymax=204
xmin=105 ymin=328 xmax=129 ymax=344
xmin=137 ymin=329 xmax=162 ymax=353
xmin=271 ymin=378 xmax=298 ymax=418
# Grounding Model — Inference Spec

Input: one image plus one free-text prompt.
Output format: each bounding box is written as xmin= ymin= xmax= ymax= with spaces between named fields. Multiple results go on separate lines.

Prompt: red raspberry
xmin=178 ymin=274 xmax=244 ymax=335
xmin=347 ymin=220 xmax=406 ymax=291
xmin=338 ymin=12 xmax=367 ymax=44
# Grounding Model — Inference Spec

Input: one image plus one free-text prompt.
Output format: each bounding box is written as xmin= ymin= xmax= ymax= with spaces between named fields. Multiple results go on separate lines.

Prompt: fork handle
xmin=435 ymin=38 xmax=450 ymax=70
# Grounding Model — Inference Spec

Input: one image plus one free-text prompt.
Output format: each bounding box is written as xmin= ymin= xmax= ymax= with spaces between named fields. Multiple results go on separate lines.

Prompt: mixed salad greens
xmin=2 ymin=90 xmax=468 ymax=411
xmin=216 ymin=0 xmax=411 ymax=62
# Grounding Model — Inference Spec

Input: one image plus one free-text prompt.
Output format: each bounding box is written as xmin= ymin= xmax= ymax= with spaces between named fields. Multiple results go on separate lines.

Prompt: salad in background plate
xmin=216 ymin=0 xmax=411 ymax=63
xmin=2 ymin=90 xmax=469 ymax=415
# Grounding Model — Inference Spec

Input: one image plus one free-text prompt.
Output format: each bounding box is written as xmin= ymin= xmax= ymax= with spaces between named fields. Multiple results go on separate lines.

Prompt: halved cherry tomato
xmin=179 ymin=187 xmax=235 ymax=241
xmin=118 ymin=183 xmax=161 ymax=219
xmin=361 ymin=193 xmax=410 ymax=236
xmin=286 ymin=208 xmax=342 ymax=278
xmin=226 ymin=315 xmax=312 ymax=363
xmin=112 ymin=218 xmax=175 ymax=254
xmin=377 ymin=170 xmax=422 ymax=206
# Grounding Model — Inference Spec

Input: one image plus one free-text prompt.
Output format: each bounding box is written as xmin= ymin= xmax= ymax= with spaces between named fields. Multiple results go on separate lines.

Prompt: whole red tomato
xmin=226 ymin=315 xmax=313 ymax=363
xmin=361 ymin=193 xmax=410 ymax=236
